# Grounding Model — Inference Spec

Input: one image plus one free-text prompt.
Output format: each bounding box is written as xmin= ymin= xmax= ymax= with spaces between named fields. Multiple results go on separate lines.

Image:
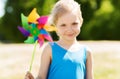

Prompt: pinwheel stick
xmin=29 ymin=40 xmax=38 ymax=72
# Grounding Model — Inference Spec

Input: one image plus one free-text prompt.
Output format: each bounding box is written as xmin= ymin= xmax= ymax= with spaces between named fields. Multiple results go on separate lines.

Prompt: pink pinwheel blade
xmin=37 ymin=16 xmax=48 ymax=25
xmin=18 ymin=26 xmax=30 ymax=37
xmin=43 ymin=34 xmax=53 ymax=42
xmin=38 ymin=38 xmax=44 ymax=47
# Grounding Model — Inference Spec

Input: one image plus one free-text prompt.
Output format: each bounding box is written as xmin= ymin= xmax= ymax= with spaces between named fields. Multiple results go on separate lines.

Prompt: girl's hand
xmin=25 ymin=71 xmax=34 ymax=79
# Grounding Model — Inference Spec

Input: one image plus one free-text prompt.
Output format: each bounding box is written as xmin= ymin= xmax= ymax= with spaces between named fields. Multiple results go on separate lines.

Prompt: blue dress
xmin=47 ymin=42 xmax=87 ymax=79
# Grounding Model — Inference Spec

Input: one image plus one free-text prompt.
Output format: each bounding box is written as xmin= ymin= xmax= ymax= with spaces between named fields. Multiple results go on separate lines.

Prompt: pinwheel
xmin=18 ymin=8 xmax=56 ymax=71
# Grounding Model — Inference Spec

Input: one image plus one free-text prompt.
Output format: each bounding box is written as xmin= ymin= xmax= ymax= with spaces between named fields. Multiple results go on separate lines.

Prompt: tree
xmin=77 ymin=0 xmax=120 ymax=40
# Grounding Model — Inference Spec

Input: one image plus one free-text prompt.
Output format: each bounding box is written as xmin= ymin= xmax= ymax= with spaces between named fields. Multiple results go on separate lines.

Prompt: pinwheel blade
xmin=40 ymin=29 xmax=48 ymax=35
xmin=28 ymin=8 xmax=40 ymax=23
xmin=44 ymin=25 xmax=56 ymax=32
xmin=24 ymin=36 xmax=35 ymax=43
xmin=37 ymin=16 xmax=48 ymax=25
xmin=38 ymin=36 xmax=44 ymax=47
xmin=44 ymin=34 xmax=53 ymax=42
xmin=18 ymin=26 xmax=30 ymax=37
xmin=21 ymin=14 xmax=29 ymax=30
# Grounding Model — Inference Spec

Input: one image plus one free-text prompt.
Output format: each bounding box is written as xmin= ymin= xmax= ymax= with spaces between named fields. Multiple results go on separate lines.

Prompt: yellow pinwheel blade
xmin=44 ymin=25 xmax=57 ymax=32
xmin=28 ymin=8 xmax=40 ymax=23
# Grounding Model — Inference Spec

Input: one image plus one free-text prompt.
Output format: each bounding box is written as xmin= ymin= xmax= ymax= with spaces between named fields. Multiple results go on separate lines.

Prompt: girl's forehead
xmin=59 ymin=12 xmax=79 ymax=21
xmin=56 ymin=12 xmax=80 ymax=25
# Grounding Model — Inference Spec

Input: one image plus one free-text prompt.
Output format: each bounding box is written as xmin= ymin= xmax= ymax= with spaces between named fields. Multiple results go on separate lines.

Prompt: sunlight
xmin=0 ymin=0 xmax=7 ymax=17
xmin=95 ymin=0 xmax=114 ymax=16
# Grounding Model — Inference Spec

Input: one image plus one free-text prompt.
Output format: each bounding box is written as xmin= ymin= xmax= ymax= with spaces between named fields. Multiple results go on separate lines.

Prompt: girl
xmin=25 ymin=0 xmax=94 ymax=79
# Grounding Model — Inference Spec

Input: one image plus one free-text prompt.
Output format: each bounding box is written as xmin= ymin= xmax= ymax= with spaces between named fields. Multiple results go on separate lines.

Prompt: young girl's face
xmin=56 ymin=12 xmax=82 ymax=41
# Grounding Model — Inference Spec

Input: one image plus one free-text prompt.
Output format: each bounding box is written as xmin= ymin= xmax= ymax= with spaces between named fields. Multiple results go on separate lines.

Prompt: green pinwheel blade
xmin=21 ymin=13 xmax=29 ymax=30
xmin=24 ymin=37 xmax=35 ymax=43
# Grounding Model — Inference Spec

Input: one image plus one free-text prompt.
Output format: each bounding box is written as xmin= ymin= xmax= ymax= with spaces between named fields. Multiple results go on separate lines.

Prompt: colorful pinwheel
xmin=18 ymin=8 xmax=56 ymax=71
xmin=18 ymin=8 xmax=56 ymax=47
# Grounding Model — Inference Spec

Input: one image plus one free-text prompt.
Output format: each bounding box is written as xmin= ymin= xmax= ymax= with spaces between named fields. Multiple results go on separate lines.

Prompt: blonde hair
xmin=48 ymin=0 xmax=83 ymax=25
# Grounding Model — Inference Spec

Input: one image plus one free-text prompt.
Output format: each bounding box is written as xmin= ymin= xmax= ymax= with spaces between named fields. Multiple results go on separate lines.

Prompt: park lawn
xmin=0 ymin=42 xmax=120 ymax=79
xmin=93 ymin=52 xmax=120 ymax=79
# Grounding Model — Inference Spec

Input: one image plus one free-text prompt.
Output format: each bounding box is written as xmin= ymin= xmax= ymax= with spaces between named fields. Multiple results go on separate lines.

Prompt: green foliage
xmin=78 ymin=0 xmax=120 ymax=40
xmin=0 ymin=0 xmax=120 ymax=42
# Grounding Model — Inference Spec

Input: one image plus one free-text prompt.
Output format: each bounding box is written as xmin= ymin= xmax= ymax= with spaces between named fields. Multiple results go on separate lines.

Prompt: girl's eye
xmin=60 ymin=24 xmax=66 ymax=27
xmin=72 ymin=22 xmax=78 ymax=25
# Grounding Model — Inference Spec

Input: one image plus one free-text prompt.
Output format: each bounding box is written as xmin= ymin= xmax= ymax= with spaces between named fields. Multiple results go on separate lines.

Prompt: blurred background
xmin=0 ymin=0 xmax=120 ymax=79
xmin=0 ymin=0 xmax=120 ymax=43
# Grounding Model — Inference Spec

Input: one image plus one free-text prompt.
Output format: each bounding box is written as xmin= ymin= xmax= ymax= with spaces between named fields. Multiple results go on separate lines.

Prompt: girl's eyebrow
xmin=72 ymin=22 xmax=78 ymax=24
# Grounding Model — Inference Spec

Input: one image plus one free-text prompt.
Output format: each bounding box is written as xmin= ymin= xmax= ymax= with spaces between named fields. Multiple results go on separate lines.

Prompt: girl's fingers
xmin=28 ymin=72 xmax=34 ymax=79
xmin=25 ymin=71 xmax=34 ymax=79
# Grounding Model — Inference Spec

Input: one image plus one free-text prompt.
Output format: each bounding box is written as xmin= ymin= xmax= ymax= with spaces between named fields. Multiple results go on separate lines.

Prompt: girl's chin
xmin=65 ymin=37 xmax=76 ymax=41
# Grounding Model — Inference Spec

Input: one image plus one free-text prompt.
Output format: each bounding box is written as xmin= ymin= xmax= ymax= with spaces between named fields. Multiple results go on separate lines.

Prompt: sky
xmin=0 ymin=0 xmax=7 ymax=17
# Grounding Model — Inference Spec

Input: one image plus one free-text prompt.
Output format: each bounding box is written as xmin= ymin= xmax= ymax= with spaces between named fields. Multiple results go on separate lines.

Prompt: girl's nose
xmin=67 ymin=26 xmax=74 ymax=32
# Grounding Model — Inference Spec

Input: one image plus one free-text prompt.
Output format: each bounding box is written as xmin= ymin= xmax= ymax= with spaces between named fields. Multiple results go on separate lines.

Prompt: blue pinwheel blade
xmin=40 ymin=29 xmax=49 ymax=35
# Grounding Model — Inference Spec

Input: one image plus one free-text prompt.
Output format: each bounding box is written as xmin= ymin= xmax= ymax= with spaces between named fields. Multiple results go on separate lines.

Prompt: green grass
xmin=93 ymin=52 xmax=120 ymax=79
xmin=0 ymin=42 xmax=120 ymax=79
